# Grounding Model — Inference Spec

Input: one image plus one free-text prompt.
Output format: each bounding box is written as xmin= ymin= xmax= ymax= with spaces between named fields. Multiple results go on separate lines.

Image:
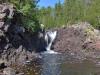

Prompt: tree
xmin=85 ymin=0 xmax=100 ymax=29
xmin=2 ymin=0 xmax=40 ymax=32
xmin=38 ymin=0 xmax=100 ymax=29
xmin=55 ymin=0 xmax=64 ymax=27
xmin=64 ymin=0 xmax=85 ymax=24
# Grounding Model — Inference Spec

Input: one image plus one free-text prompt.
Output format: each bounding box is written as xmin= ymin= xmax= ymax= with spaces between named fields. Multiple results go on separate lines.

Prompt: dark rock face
xmin=0 ymin=3 xmax=45 ymax=66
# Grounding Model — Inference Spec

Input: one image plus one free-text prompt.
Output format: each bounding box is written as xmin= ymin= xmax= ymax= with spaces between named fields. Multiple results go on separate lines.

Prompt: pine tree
xmin=86 ymin=0 xmax=100 ymax=28
xmin=55 ymin=0 xmax=63 ymax=26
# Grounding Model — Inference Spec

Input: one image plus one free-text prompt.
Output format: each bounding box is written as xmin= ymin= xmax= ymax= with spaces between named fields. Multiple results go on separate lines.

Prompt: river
xmin=15 ymin=54 xmax=100 ymax=75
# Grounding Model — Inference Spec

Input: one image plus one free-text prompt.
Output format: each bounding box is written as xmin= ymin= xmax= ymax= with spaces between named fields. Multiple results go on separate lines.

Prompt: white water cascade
xmin=44 ymin=31 xmax=58 ymax=54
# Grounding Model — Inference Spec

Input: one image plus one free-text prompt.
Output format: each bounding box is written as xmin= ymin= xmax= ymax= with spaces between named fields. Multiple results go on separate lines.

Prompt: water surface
xmin=19 ymin=54 xmax=100 ymax=75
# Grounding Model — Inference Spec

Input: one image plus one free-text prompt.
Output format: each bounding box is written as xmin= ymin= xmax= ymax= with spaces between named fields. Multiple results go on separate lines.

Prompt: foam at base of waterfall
xmin=42 ymin=50 xmax=58 ymax=54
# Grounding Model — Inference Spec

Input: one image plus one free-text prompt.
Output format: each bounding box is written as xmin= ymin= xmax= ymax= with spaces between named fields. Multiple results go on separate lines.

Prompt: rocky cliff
xmin=0 ymin=3 xmax=46 ymax=67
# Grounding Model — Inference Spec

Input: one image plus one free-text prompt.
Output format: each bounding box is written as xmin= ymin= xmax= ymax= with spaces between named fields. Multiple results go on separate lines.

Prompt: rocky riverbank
xmin=53 ymin=22 xmax=100 ymax=59
xmin=0 ymin=3 xmax=43 ymax=75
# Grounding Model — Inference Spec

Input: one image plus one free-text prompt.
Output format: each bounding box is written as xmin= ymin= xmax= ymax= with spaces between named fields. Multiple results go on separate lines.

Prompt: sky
xmin=38 ymin=0 xmax=64 ymax=8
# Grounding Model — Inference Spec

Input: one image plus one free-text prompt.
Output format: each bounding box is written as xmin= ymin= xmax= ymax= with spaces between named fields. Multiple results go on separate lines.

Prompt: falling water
xmin=44 ymin=31 xmax=58 ymax=54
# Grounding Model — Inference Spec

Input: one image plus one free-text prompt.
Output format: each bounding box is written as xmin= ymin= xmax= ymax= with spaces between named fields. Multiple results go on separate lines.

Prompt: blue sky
xmin=38 ymin=0 xmax=64 ymax=8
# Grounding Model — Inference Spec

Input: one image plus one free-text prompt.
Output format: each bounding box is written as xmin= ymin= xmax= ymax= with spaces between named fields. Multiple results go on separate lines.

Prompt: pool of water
xmin=16 ymin=54 xmax=100 ymax=75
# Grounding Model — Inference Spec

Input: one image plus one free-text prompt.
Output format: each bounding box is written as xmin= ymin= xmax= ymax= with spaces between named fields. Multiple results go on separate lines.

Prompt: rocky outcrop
xmin=0 ymin=3 xmax=45 ymax=67
xmin=53 ymin=22 xmax=100 ymax=59
xmin=0 ymin=3 xmax=46 ymax=75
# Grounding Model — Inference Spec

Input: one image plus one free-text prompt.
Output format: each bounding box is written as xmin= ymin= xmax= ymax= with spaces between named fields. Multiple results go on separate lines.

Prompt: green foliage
xmin=84 ymin=0 xmax=100 ymax=29
xmin=38 ymin=0 xmax=100 ymax=29
xmin=3 ymin=0 xmax=40 ymax=32
xmin=38 ymin=0 xmax=63 ymax=29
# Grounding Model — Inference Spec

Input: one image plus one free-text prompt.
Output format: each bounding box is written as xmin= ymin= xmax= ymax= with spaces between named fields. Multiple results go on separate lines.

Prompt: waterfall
xmin=44 ymin=31 xmax=58 ymax=54
xmin=39 ymin=24 xmax=58 ymax=54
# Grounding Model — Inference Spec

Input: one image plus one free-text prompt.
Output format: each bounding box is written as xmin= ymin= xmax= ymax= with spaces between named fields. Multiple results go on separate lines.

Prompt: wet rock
xmin=0 ymin=13 xmax=6 ymax=19
xmin=0 ymin=60 xmax=7 ymax=69
xmin=16 ymin=73 xmax=24 ymax=75
xmin=0 ymin=22 xmax=4 ymax=28
xmin=3 ymin=67 xmax=16 ymax=75
xmin=0 ymin=30 xmax=4 ymax=36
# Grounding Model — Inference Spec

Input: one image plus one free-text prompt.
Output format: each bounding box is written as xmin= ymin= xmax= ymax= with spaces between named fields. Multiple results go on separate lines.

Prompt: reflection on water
xmin=61 ymin=61 xmax=100 ymax=75
xmin=16 ymin=54 xmax=100 ymax=75
xmin=41 ymin=54 xmax=61 ymax=75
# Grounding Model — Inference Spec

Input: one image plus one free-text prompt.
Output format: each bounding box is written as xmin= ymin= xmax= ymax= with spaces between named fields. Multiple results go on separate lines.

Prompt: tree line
xmin=38 ymin=0 xmax=100 ymax=29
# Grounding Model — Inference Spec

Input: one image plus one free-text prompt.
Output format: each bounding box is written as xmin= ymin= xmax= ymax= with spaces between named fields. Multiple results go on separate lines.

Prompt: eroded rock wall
xmin=0 ymin=3 xmax=43 ymax=66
